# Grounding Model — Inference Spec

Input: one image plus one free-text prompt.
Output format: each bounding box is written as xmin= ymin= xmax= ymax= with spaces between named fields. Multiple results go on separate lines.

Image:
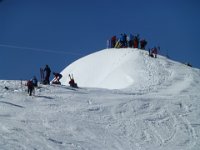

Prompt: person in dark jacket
xmin=52 ymin=72 xmax=62 ymax=84
xmin=127 ymin=33 xmax=134 ymax=48
xmin=140 ymin=39 xmax=147 ymax=50
xmin=111 ymin=36 xmax=116 ymax=48
xmin=133 ymin=34 xmax=140 ymax=48
xmin=31 ymin=76 xmax=38 ymax=87
xmin=44 ymin=65 xmax=51 ymax=84
xmin=69 ymin=74 xmax=78 ymax=88
xmin=149 ymin=47 xmax=158 ymax=58
xmin=27 ymin=80 xmax=34 ymax=96
xmin=152 ymin=47 xmax=158 ymax=58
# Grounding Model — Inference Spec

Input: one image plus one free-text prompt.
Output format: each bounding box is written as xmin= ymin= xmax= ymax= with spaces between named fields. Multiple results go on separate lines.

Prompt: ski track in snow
xmin=0 ymin=49 xmax=200 ymax=150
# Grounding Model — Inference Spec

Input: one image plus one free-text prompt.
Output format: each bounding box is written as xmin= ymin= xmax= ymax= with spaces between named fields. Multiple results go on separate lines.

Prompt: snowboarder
xmin=44 ymin=64 xmax=51 ymax=84
xmin=52 ymin=72 xmax=62 ymax=84
xmin=69 ymin=74 xmax=78 ymax=88
xmin=27 ymin=80 xmax=34 ymax=96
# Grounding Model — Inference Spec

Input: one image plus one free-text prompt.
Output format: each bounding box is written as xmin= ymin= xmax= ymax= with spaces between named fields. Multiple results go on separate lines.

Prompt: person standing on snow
xmin=27 ymin=80 xmax=34 ymax=96
xmin=111 ymin=35 xmax=117 ymax=48
xmin=133 ymin=34 xmax=140 ymax=48
xmin=152 ymin=47 xmax=158 ymax=58
xmin=140 ymin=39 xmax=147 ymax=50
xmin=31 ymin=76 xmax=38 ymax=87
xmin=44 ymin=64 xmax=51 ymax=84
xmin=127 ymin=33 xmax=134 ymax=48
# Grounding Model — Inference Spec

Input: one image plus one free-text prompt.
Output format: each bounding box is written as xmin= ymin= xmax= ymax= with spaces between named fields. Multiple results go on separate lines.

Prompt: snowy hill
xmin=60 ymin=48 xmax=198 ymax=92
xmin=1 ymin=48 xmax=200 ymax=150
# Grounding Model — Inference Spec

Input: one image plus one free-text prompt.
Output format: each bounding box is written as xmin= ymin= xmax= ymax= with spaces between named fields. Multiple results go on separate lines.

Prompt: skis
xmin=40 ymin=68 xmax=44 ymax=83
xmin=69 ymin=74 xmax=73 ymax=80
xmin=114 ymin=41 xmax=122 ymax=48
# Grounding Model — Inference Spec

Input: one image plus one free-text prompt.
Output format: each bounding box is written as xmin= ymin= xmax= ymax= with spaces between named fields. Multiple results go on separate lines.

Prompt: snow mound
xmin=60 ymin=48 xmax=177 ymax=90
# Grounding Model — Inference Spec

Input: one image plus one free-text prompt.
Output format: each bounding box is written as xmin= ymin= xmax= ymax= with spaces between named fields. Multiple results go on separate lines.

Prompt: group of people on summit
xmin=107 ymin=33 xmax=158 ymax=58
xmin=108 ymin=33 xmax=147 ymax=49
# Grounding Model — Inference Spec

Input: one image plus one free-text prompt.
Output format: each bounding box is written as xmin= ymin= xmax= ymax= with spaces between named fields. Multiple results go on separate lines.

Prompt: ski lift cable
xmin=0 ymin=43 xmax=85 ymax=56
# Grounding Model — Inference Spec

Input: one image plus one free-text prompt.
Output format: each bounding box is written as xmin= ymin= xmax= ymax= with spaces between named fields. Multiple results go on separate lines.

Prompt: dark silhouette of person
xmin=69 ymin=74 xmax=78 ymax=88
xmin=133 ymin=34 xmax=140 ymax=48
xmin=27 ymin=80 xmax=34 ymax=96
xmin=31 ymin=76 xmax=38 ymax=87
xmin=140 ymin=39 xmax=147 ymax=50
xmin=52 ymin=72 xmax=62 ymax=84
xmin=44 ymin=65 xmax=51 ymax=84
xmin=111 ymin=36 xmax=117 ymax=48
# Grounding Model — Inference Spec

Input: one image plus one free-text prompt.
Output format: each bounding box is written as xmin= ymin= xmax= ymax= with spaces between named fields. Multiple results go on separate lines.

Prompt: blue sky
xmin=0 ymin=0 xmax=200 ymax=80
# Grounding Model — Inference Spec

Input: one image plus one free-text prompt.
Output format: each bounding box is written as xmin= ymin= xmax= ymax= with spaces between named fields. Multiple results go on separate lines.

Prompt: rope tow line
xmin=0 ymin=43 xmax=85 ymax=56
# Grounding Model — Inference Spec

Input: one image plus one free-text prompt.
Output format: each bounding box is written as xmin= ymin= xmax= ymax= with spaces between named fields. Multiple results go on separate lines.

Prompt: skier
xmin=111 ymin=35 xmax=116 ymax=48
xmin=127 ymin=33 xmax=134 ymax=48
xmin=120 ymin=33 xmax=127 ymax=48
xmin=44 ymin=64 xmax=51 ymax=84
xmin=69 ymin=74 xmax=78 ymax=88
xmin=52 ymin=72 xmax=62 ymax=84
xmin=149 ymin=48 xmax=154 ymax=57
xmin=27 ymin=80 xmax=34 ymax=96
xmin=133 ymin=34 xmax=140 ymax=48
xmin=149 ymin=47 xmax=158 ymax=58
xmin=140 ymin=39 xmax=147 ymax=50
xmin=119 ymin=34 xmax=124 ymax=48
xmin=31 ymin=76 xmax=38 ymax=87
xmin=152 ymin=47 xmax=158 ymax=58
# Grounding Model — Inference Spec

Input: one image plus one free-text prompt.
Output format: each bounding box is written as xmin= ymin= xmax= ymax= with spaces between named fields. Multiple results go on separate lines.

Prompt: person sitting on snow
xmin=69 ymin=74 xmax=78 ymax=88
xmin=52 ymin=72 xmax=62 ymax=84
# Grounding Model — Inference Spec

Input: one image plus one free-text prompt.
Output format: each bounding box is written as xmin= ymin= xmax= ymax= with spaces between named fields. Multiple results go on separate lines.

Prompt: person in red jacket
xmin=69 ymin=74 xmax=78 ymax=88
xmin=27 ymin=80 xmax=34 ymax=96
xmin=111 ymin=35 xmax=116 ymax=48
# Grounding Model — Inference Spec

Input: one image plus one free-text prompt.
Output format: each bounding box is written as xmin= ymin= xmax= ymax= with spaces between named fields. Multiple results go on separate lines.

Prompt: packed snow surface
xmin=1 ymin=48 xmax=200 ymax=150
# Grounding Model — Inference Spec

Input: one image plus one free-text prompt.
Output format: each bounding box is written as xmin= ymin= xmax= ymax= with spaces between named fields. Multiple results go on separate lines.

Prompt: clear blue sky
xmin=0 ymin=0 xmax=200 ymax=80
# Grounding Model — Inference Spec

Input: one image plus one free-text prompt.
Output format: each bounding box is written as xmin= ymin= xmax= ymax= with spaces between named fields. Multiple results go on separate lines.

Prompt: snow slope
xmin=1 ymin=48 xmax=200 ymax=150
